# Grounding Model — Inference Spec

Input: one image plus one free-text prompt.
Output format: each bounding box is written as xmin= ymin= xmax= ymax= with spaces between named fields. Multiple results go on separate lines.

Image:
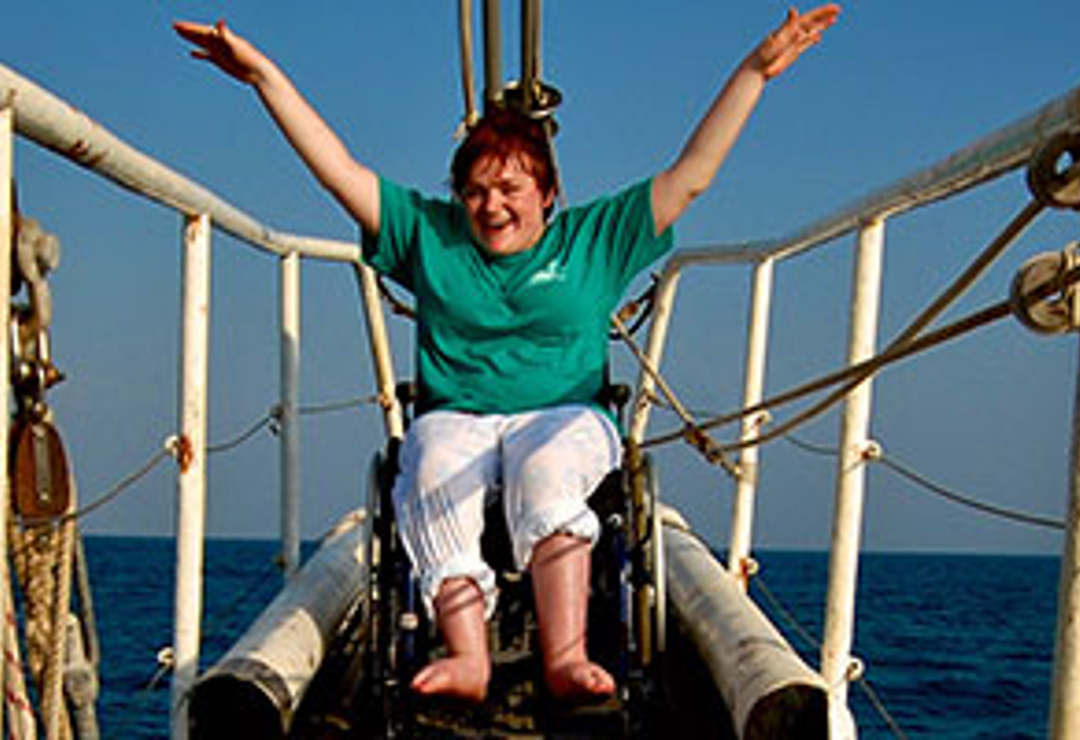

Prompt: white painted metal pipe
xmin=628 ymin=265 xmax=682 ymax=444
xmin=1050 ymin=337 xmax=1080 ymax=738
xmin=0 ymin=100 xmax=12 ymax=740
xmin=279 ymin=252 xmax=301 ymax=580
xmin=659 ymin=85 xmax=1080 ymax=268
xmin=663 ymin=505 xmax=828 ymax=738
xmin=171 ymin=213 xmax=212 ymax=740
xmin=820 ymin=219 xmax=884 ymax=739
xmin=354 ymin=263 xmax=404 ymax=440
xmin=0 ymin=65 xmax=358 ymax=264
xmin=728 ymin=257 xmax=774 ymax=589
xmin=189 ymin=510 xmax=370 ymax=738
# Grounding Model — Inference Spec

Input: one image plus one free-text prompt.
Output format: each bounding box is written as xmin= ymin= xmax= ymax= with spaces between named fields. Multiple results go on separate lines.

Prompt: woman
xmin=175 ymin=4 xmax=839 ymax=703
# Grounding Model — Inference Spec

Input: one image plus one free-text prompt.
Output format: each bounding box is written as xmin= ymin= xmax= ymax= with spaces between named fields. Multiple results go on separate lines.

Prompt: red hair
xmin=451 ymin=109 xmax=558 ymax=213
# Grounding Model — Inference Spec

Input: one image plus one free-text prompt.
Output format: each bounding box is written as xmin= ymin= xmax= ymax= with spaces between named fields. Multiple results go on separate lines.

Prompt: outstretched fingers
xmin=173 ymin=19 xmax=263 ymax=84
xmin=757 ymin=4 xmax=840 ymax=80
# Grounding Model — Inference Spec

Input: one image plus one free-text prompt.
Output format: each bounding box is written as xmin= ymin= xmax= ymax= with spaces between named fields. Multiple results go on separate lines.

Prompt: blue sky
xmin=2 ymin=1 xmax=1078 ymax=554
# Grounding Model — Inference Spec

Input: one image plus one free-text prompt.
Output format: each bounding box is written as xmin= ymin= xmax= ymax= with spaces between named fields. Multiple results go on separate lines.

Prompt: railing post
xmin=279 ymin=251 xmax=301 ymax=579
xmin=821 ymin=218 xmax=884 ymax=738
xmin=628 ymin=267 xmax=682 ymax=444
xmin=0 ymin=97 xmax=13 ymax=740
xmin=728 ymin=257 xmax=774 ymax=589
xmin=171 ymin=213 xmax=211 ymax=740
xmin=354 ymin=263 xmax=404 ymax=440
xmin=1050 ymin=337 xmax=1080 ymax=738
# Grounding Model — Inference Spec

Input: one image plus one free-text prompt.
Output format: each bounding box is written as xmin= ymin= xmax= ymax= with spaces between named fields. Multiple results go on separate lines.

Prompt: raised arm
xmin=650 ymin=5 xmax=840 ymax=234
xmin=174 ymin=20 xmax=380 ymax=235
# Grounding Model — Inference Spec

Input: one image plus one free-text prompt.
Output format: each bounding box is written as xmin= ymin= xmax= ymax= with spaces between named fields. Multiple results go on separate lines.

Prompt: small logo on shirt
xmin=526 ymin=259 xmax=567 ymax=287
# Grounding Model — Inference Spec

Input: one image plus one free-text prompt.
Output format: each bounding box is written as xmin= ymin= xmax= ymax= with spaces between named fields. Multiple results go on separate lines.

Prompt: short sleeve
xmin=561 ymin=178 xmax=674 ymax=295
xmin=360 ymin=177 xmax=425 ymax=290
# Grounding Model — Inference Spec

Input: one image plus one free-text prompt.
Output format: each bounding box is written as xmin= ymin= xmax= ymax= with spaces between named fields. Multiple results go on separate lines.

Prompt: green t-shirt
xmin=362 ymin=176 xmax=674 ymax=416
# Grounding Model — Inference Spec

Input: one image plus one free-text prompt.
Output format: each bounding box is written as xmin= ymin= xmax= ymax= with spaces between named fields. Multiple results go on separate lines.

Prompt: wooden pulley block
xmin=10 ymin=417 xmax=71 ymax=518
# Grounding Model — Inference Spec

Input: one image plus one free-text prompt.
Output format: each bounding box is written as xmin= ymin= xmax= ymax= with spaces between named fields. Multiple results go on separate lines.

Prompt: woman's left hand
xmin=748 ymin=4 xmax=841 ymax=80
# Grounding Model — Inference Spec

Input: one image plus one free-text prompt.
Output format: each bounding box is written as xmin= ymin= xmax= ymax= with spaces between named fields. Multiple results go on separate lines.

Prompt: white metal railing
xmin=0 ymin=101 xmax=13 ymax=740
xmin=0 ymin=62 xmax=406 ymax=739
xmin=627 ymin=83 xmax=1080 ymax=738
xmin=4 ymin=54 xmax=1080 ymax=738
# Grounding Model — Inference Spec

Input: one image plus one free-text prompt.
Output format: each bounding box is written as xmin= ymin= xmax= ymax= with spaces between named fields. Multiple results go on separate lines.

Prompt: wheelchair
xmin=359 ymin=381 xmax=667 ymax=738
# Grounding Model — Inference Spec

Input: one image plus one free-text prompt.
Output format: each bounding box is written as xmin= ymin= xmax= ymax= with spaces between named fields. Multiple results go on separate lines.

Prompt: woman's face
xmin=461 ymin=153 xmax=554 ymax=256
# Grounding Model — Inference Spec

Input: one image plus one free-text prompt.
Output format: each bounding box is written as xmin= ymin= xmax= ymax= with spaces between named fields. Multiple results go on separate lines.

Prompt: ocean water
xmin=79 ymin=538 xmax=1057 ymax=738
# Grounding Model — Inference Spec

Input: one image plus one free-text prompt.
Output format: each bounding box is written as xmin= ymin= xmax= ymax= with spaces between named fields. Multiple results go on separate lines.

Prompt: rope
xmin=19 ymin=391 xmax=382 ymax=529
xmin=782 ymin=433 xmax=839 ymax=457
xmin=751 ymin=575 xmax=909 ymax=740
xmin=299 ymin=394 xmax=381 ymax=416
xmin=641 ymin=198 xmax=1047 ymax=455
xmin=781 ymin=433 xmax=1067 ymax=530
xmin=724 ymin=199 xmax=1042 ymax=453
xmin=610 ymin=314 xmax=738 ymax=475
xmin=202 ymin=557 xmax=281 ymax=643
xmin=206 ymin=414 xmax=275 ymax=454
xmin=10 ymin=521 xmax=68 ymax=740
xmin=22 ymin=445 xmax=173 ymax=527
xmin=751 ymin=575 xmax=821 ymax=654
xmin=73 ymin=532 xmax=100 ymax=668
xmin=877 ymin=453 xmax=1065 ymax=530
xmin=643 ymin=296 xmax=1013 ymax=450
xmin=43 ymin=499 xmax=76 ymax=740
xmin=1 ymin=524 xmax=37 ymax=740
xmin=609 ymin=277 xmax=658 ymax=340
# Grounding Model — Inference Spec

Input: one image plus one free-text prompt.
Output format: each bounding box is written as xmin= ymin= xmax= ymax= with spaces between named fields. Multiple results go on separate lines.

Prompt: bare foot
xmin=410 ymin=654 xmax=491 ymax=702
xmin=545 ymin=660 xmax=616 ymax=701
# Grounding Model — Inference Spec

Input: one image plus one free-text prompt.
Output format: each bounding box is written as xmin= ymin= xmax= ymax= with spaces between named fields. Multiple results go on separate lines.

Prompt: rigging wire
xmin=611 ymin=313 xmax=738 ymax=475
xmin=206 ymin=415 xmax=274 ymax=454
xmin=876 ymin=453 xmax=1065 ymax=530
xmin=21 ymin=390 xmax=386 ymax=528
xmin=300 ymin=394 xmax=381 ymax=416
xmin=751 ymin=575 xmax=910 ymax=740
xmin=644 ymin=257 xmax=1080 ymax=456
xmin=781 ymin=433 xmax=1066 ymax=530
xmin=643 ymin=296 xmax=1013 ymax=449
xmin=22 ymin=445 xmax=174 ymax=527
xmin=641 ymin=198 xmax=1048 ymax=456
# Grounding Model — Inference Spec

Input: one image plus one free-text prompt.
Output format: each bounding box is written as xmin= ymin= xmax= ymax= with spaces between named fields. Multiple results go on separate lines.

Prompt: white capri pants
xmin=391 ymin=404 xmax=621 ymax=620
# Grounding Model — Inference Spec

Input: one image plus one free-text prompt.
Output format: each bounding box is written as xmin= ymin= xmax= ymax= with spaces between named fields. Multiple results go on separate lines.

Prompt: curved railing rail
xmin=0 ymin=63 xmax=358 ymax=263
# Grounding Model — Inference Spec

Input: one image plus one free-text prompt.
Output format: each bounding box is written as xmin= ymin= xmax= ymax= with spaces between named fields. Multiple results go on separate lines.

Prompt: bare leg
xmin=410 ymin=577 xmax=491 ymax=702
xmin=530 ymin=533 xmax=615 ymax=700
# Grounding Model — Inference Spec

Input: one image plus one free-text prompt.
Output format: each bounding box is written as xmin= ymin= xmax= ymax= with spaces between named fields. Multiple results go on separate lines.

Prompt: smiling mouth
xmin=480 ymin=219 xmax=513 ymax=236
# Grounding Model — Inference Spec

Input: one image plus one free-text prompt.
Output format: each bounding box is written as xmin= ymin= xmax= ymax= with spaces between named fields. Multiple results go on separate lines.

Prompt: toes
xmin=410 ymin=657 xmax=489 ymax=702
xmin=547 ymin=660 xmax=616 ymax=700
xmin=410 ymin=663 xmax=447 ymax=693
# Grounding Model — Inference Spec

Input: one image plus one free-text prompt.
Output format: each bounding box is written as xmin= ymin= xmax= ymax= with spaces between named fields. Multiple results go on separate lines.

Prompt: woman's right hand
xmin=173 ymin=20 xmax=269 ymax=85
